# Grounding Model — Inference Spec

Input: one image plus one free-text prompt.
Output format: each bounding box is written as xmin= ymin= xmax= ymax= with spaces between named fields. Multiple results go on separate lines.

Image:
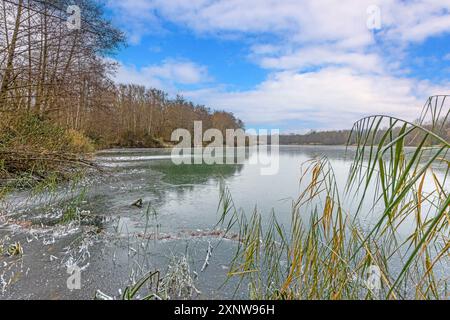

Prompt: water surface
xmin=0 ymin=146 xmax=447 ymax=299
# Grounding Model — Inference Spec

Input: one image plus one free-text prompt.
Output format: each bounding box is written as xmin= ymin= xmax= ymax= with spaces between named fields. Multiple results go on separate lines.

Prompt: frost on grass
xmin=120 ymin=254 xmax=201 ymax=300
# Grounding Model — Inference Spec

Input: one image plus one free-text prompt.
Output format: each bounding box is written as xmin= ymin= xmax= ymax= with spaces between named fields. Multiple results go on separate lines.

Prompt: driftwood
xmin=131 ymin=199 xmax=144 ymax=208
xmin=0 ymin=149 xmax=98 ymax=184
xmin=0 ymin=150 xmax=95 ymax=166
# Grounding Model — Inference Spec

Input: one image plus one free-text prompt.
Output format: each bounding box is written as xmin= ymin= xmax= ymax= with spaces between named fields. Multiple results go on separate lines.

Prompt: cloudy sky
xmin=105 ymin=0 xmax=450 ymax=132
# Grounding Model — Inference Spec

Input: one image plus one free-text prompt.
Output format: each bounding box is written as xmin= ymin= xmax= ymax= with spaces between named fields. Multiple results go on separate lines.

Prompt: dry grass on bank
xmin=0 ymin=113 xmax=95 ymax=189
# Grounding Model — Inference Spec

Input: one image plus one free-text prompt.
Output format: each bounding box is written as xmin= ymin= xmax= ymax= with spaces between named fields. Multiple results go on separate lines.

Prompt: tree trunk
xmin=0 ymin=0 xmax=24 ymax=109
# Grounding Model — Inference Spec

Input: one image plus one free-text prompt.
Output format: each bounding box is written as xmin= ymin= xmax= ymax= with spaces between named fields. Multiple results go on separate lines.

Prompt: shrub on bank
xmin=0 ymin=113 xmax=94 ymax=186
xmin=0 ymin=113 xmax=94 ymax=153
xmin=114 ymin=131 xmax=167 ymax=148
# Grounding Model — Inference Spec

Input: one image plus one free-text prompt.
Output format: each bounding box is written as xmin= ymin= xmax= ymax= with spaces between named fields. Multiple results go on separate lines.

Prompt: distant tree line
xmin=279 ymin=121 xmax=450 ymax=146
xmin=0 ymin=0 xmax=243 ymax=148
xmin=279 ymin=130 xmax=352 ymax=145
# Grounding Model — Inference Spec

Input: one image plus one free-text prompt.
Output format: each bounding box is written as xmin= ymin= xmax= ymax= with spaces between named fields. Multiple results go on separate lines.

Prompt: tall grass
xmin=218 ymin=96 xmax=449 ymax=300
xmin=0 ymin=113 xmax=95 ymax=197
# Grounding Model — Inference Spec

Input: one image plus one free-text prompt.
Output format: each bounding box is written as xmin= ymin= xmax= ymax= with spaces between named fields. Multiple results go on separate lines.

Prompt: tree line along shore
xmin=0 ymin=0 xmax=243 ymax=186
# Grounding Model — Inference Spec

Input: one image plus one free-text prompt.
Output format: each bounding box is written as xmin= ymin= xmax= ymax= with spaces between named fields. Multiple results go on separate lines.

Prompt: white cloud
xmin=107 ymin=0 xmax=450 ymax=129
xmin=145 ymin=59 xmax=210 ymax=84
xmin=183 ymin=67 xmax=449 ymax=129
xmin=114 ymin=62 xmax=163 ymax=89
xmin=254 ymin=46 xmax=385 ymax=73
xmin=150 ymin=0 xmax=374 ymax=44
xmin=381 ymin=0 xmax=450 ymax=42
xmin=113 ymin=1 xmax=450 ymax=44
xmin=114 ymin=59 xmax=211 ymax=91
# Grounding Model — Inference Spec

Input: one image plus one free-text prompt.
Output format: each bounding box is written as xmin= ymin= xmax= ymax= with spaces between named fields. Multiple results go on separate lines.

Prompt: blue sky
xmin=113 ymin=23 xmax=268 ymax=91
xmin=104 ymin=0 xmax=450 ymax=132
